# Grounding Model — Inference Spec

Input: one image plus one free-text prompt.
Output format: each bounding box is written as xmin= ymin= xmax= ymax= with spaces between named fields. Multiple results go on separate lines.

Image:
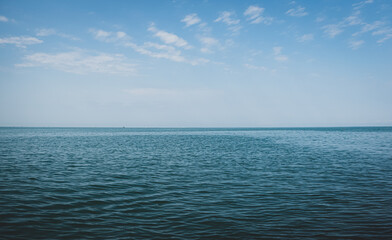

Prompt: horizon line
xmin=0 ymin=125 xmax=391 ymax=129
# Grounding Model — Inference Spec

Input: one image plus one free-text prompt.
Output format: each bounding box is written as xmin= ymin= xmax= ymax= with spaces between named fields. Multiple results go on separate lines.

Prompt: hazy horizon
xmin=1 ymin=0 xmax=392 ymax=127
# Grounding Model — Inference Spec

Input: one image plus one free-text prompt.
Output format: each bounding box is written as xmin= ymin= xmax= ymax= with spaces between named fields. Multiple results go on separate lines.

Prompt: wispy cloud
xmin=323 ymin=24 xmax=344 ymax=38
xmin=316 ymin=16 xmax=325 ymax=23
xmin=215 ymin=11 xmax=241 ymax=33
xmin=89 ymin=29 xmax=129 ymax=42
xmin=199 ymin=36 xmax=220 ymax=53
xmin=127 ymin=41 xmax=186 ymax=63
xmin=0 ymin=36 xmax=43 ymax=48
xmin=322 ymin=0 xmax=391 ymax=44
xmin=89 ymin=27 xmax=206 ymax=65
xmin=273 ymin=47 xmax=288 ymax=62
xmin=36 ymin=28 xmax=56 ymax=36
xmin=372 ymin=27 xmax=392 ymax=43
xmin=244 ymin=63 xmax=267 ymax=71
xmin=322 ymin=10 xmax=363 ymax=38
xmin=353 ymin=0 xmax=373 ymax=11
xmin=298 ymin=33 xmax=314 ymax=42
xmin=181 ymin=13 xmax=201 ymax=27
xmin=349 ymin=39 xmax=364 ymax=49
xmin=286 ymin=6 xmax=308 ymax=17
xmin=353 ymin=21 xmax=384 ymax=36
xmin=17 ymin=51 xmax=137 ymax=75
xmin=244 ymin=5 xmax=273 ymax=24
xmin=148 ymin=24 xmax=191 ymax=49
xmin=37 ymin=28 xmax=79 ymax=40
xmin=0 ymin=15 xmax=8 ymax=22
xmin=199 ymin=37 xmax=219 ymax=46
xmin=215 ymin=11 xmax=240 ymax=25
xmin=125 ymin=41 xmax=208 ymax=65
xmin=344 ymin=11 xmax=362 ymax=26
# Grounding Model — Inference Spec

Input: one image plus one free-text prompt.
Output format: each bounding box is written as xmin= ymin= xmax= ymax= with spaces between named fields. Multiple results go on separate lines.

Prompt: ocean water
xmin=0 ymin=127 xmax=391 ymax=239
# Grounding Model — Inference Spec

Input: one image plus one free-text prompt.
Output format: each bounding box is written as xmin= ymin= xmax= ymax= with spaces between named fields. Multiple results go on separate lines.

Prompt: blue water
xmin=0 ymin=127 xmax=391 ymax=239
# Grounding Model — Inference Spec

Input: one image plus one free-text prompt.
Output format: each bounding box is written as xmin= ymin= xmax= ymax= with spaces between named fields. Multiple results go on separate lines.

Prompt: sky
xmin=0 ymin=0 xmax=391 ymax=127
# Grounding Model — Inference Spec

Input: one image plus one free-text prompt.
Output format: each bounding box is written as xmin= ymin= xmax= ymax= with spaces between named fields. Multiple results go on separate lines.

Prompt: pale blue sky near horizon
xmin=0 ymin=0 xmax=391 ymax=127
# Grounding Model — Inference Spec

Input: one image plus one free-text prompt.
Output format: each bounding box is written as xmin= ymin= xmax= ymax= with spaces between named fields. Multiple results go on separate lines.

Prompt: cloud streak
xmin=215 ymin=11 xmax=241 ymax=33
xmin=125 ymin=41 xmax=209 ymax=65
xmin=89 ymin=29 xmax=129 ymax=42
xmin=0 ymin=15 xmax=8 ymax=22
xmin=37 ymin=28 xmax=79 ymax=40
xmin=17 ymin=51 xmax=137 ymax=75
xmin=244 ymin=6 xmax=272 ymax=24
xmin=273 ymin=47 xmax=288 ymax=62
xmin=349 ymin=39 xmax=364 ymax=49
xmin=286 ymin=6 xmax=308 ymax=17
xmin=148 ymin=24 xmax=191 ymax=49
xmin=298 ymin=34 xmax=314 ymax=42
xmin=0 ymin=36 xmax=43 ymax=48
xmin=181 ymin=14 xmax=201 ymax=27
xmin=199 ymin=36 xmax=220 ymax=53
xmin=322 ymin=0 xmax=391 ymax=44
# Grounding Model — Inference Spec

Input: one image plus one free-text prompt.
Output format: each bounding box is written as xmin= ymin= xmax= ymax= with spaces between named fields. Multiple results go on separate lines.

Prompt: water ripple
xmin=1 ymin=127 xmax=392 ymax=239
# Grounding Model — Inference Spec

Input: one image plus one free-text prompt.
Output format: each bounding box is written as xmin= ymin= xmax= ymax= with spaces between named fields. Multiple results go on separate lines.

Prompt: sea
xmin=0 ymin=127 xmax=391 ymax=239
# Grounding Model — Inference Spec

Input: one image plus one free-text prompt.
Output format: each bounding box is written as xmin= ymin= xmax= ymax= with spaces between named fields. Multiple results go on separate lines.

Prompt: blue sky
xmin=0 ymin=0 xmax=391 ymax=127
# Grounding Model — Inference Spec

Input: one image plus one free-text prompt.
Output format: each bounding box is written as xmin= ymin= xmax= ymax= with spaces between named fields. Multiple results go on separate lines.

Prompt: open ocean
xmin=0 ymin=127 xmax=391 ymax=239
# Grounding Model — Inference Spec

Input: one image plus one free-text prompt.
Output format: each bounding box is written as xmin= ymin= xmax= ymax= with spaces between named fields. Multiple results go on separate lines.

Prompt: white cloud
xmin=321 ymin=9 xmax=361 ymax=38
xmin=89 ymin=29 xmax=129 ymax=42
xmin=117 ymin=32 xmax=126 ymax=39
xmin=148 ymin=24 xmax=191 ymax=49
xmin=0 ymin=36 xmax=43 ymax=48
xmin=126 ymin=41 xmax=186 ymax=63
xmin=353 ymin=0 xmax=373 ymax=11
xmin=94 ymin=29 xmax=111 ymax=38
xmin=215 ymin=11 xmax=240 ymax=25
xmin=200 ymin=48 xmax=210 ymax=53
xmin=36 ymin=28 xmax=79 ymax=40
xmin=155 ymin=31 xmax=189 ymax=48
xmin=197 ymin=22 xmax=212 ymax=33
xmin=17 ymin=51 xmax=137 ymax=75
xmin=349 ymin=39 xmax=364 ymax=49
xmin=298 ymin=33 xmax=314 ymax=42
xmin=181 ymin=13 xmax=201 ymax=27
xmin=36 ymin=28 xmax=57 ymax=36
xmin=273 ymin=47 xmax=282 ymax=55
xmin=275 ymin=55 xmax=288 ymax=62
xmin=199 ymin=36 xmax=220 ymax=53
xmin=345 ymin=12 xmax=362 ymax=26
xmin=372 ymin=27 xmax=392 ymax=43
xmin=126 ymin=41 xmax=209 ymax=66
xmin=0 ymin=15 xmax=9 ymax=22
xmin=321 ymin=1 xmax=392 ymax=44
xmin=353 ymin=21 xmax=385 ymax=36
xmin=273 ymin=47 xmax=288 ymax=62
xmin=244 ymin=5 xmax=272 ymax=24
xmin=323 ymin=24 xmax=344 ymax=38
xmin=244 ymin=63 xmax=267 ymax=71
xmin=200 ymin=37 xmax=219 ymax=46
xmin=215 ymin=11 xmax=242 ymax=33
xmin=286 ymin=6 xmax=308 ymax=17
xmin=89 ymin=27 xmax=204 ymax=65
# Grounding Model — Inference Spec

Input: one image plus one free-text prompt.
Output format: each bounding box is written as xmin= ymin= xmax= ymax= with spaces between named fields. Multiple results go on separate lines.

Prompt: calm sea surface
xmin=0 ymin=127 xmax=391 ymax=239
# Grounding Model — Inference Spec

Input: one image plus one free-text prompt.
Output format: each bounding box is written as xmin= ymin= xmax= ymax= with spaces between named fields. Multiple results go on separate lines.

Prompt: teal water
xmin=0 ymin=127 xmax=391 ymax=239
